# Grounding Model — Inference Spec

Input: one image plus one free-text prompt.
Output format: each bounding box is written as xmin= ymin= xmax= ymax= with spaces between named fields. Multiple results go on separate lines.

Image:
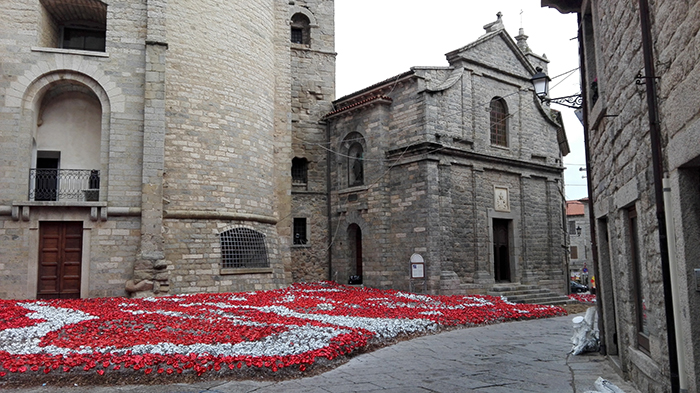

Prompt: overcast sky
xmin=335 ymin=0 xmax=588 ymax=200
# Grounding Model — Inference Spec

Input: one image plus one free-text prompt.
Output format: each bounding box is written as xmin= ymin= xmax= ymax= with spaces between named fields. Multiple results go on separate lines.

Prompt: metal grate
xmin=291 ymin=27 xmax=303 ymax=44
xmin=490 ymin=98 xmax=508 ymax=147
xmin=220 ymin=227 xmax=270 ymax=269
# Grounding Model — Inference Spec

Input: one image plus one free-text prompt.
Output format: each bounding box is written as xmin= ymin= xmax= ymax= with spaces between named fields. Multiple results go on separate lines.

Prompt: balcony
xmin=28 ymin=169 xmax=100 ymax=202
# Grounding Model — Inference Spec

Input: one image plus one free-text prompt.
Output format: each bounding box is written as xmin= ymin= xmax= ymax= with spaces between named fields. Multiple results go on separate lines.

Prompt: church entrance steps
xmin=487 ymin=284 xmax=572 ymax=306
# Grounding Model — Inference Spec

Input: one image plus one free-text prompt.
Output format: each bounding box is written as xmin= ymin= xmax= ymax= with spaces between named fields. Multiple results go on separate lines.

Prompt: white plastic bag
xmin=583 ymin=377 xmax=626 ymax=393
xmin=571 ymin=307 xmax=599 ymax=355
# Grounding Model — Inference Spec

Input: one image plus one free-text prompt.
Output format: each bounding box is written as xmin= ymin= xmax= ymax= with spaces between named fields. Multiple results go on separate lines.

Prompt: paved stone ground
xmin=8 ymin=313 xmax=640 ymax=393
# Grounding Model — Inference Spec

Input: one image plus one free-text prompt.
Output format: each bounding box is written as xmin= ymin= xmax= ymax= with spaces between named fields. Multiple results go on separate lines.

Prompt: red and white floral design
xmin=569 ymin=293 xmax=596 ymax=304
xmin=0 ymin=282 xmax=565 ymax=377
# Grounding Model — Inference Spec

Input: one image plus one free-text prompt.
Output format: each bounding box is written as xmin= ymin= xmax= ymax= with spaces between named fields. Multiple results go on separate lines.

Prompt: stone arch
xmin=288 ymin=6 xmax=318 ymax=27
xmin=5 ymin=56 xmax=124 ymax=113
xmin=21 ymin=70 xmax=112 ymax=198
xmin=340 ymin=211 xmax=370 ymax=285
xmin=339 ymin=131 xmax=367 ymax=189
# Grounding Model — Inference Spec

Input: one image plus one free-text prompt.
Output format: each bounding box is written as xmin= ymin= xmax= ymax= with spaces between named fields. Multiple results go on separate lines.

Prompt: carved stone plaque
xmin=494 ymin=187 xmax=510 ymax=212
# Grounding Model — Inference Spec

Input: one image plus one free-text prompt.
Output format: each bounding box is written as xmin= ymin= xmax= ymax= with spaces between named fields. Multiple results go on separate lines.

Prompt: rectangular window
xmin=293 ymin=218 xmax=308 ymax=245
xmin=568 ymin=220 xmax=577 ymax=236
xmin=291 ymin=158 xmax=308 ymax=184
xmin=570 ymin=246 xmax=579 ymax=260
xmin=291 ymin=28 xmax=303 ymax=44
xmin=629 ymin=207 xmax=650 ymax=352
xmin=62 ymin=27 xmax=106 ymax=52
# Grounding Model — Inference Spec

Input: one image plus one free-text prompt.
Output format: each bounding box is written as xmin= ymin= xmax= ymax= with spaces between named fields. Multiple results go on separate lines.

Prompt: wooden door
xmin=493 ymin=219 xmax=511 ymax=282
xmin=38 ymin=222 xmax=82 ymax=299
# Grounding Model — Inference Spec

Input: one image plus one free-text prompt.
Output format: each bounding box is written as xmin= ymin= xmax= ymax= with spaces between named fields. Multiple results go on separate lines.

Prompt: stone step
xmin=485 ymin=283 xmax=571 ymax=306
xmin=487 ymin=288 xmax=550 ymax=297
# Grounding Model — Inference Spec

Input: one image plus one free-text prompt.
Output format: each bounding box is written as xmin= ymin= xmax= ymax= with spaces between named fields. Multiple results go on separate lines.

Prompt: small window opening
xmin=292 ymin=157 xmax=308 ymax=184
xmin=40 ymin=0 xmax=107 ymax=52
xmin=291 ymin=27 xmax=303 ymax=44
xmin=290 ymin=13 xmax=310 ymax=45
xmin=62 ymin=26 xmax=106 ymax=51
xmin=220 ymin=227 xmax=270 ymax=269
xmin=348 ymin=143 xmax=364 ymax=187
xmin=490 ymin=97 xmax=508 ymax=147
xmin=570 ymin=246 xmax=579 ymax=259
xmin=293 ymin=218 xmax=308 ymax=245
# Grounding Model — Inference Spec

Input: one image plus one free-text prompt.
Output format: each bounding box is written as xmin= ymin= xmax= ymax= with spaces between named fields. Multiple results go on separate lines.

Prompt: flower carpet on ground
xmin=569 ymin=293 xmax=596 ymax=304
xmin=0 ymin=282 xmax=565 ymax=382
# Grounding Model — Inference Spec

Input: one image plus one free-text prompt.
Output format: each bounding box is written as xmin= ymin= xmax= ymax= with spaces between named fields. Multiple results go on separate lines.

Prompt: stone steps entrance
xmin=487 ymin=284 xmax=572 ymax=306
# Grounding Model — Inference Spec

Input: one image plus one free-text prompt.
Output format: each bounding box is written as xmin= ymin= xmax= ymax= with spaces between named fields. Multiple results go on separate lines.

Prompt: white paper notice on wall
xmin=410 ymin=253 xmax=425 ymax=279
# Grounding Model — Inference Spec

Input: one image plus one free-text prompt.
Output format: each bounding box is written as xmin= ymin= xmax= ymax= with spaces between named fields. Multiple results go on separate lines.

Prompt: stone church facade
xmin=0 ymin=2 xmax=568 ymax=300
xmin=321 ymin=16 xmax=570 ymax=295
xmin=545 ymin=1 xmax=700 ymax=392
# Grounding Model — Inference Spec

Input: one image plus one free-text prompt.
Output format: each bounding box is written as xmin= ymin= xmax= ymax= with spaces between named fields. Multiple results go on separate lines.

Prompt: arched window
xmin=290 ymin=13 xmax=310 ymax=45
xmin=219 ymin=227 xmax=270 ymax=269
xmin=490 ymin=97 xmax=508 ymax=147
xmin=348 ymin=142 xmax=364 ymax=187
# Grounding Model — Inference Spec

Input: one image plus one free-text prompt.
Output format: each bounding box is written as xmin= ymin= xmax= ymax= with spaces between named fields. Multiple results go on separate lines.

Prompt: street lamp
xmin=531 ymin=67 xmax=583 ymax=109
xmin=576 ymin=226 xmax=582 ymax=236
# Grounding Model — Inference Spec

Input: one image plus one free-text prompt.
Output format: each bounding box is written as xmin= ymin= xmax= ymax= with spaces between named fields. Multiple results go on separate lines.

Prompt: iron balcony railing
xmin=28 ymin=169 xmax=100 ymax=202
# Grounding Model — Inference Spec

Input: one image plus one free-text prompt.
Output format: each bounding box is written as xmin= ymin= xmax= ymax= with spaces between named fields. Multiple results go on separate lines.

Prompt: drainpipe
xmin=638 ymin=0 xmax=681 ymax=391
xmin=325 ymin=120 xmax=333 ymax=282
xmin=575 ymin=13 xmax=604 ymax=355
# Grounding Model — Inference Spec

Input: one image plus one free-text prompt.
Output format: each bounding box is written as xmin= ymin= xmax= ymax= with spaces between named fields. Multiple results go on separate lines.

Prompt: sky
xmin=335 ymin=0 xmax=589 ymax=201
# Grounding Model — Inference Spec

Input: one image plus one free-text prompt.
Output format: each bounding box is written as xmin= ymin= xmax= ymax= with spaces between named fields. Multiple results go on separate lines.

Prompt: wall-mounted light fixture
xmin=576 ymin=226 xmax=582 ymax=236
xmin=531 ymin=67 xmax=583 ymax=109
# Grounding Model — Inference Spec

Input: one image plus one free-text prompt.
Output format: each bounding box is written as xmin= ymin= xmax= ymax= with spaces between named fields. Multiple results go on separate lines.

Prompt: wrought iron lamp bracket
xmin=539 ymin=94 xmax=583 ymax=109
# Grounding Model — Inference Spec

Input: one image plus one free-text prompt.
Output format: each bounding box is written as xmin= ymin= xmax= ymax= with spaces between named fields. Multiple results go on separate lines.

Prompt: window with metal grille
xmin=219 ymin=227 xmax=270 ymax=269
xmin=292 ymin=157 xmax=308 ymax=184
xmin=490 ymin=98 xmax=508 ymax=147
xmin=293 ymin=218 xmax=308 ymax=245
xmin=290 ymin=13 xmax=310 ymax=45
xmin=291 ymin=27 xmax=303 ymax=44
xmin=568 ymin=220 xmax=577 ymax=236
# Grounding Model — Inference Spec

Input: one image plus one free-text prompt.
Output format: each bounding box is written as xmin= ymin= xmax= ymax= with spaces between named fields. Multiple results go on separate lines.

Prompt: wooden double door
xmin=38 ymin=222 xmax=82 ymax=299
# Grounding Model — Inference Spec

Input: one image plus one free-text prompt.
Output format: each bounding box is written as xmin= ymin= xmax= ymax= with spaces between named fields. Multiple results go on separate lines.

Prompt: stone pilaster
xmin=127 ymin=0 xmax=169 ymax=297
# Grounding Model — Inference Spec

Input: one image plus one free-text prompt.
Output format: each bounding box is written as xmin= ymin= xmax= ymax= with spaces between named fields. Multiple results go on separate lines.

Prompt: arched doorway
xmin=348 ymin=224 xmax=362 ymax=284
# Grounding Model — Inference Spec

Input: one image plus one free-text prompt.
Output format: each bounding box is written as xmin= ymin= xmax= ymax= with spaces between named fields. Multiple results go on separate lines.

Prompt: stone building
xmin=567 ymin=198 xmax=593 ymax=285
xmin=322 ymin=15 xmax=571 ymax=296
xmin=0 ymin=0 xmax=334 ymax=299
xmin=0 ymin=2 xmax=571 ymax=302
xmin=544 ymin=1 xmax=700 ymax=392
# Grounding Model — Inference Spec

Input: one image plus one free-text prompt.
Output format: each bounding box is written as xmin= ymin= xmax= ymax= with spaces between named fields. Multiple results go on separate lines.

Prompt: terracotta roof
xmin=324 ymin=96 xmax=393 ymax=119
xmin=566 ymin=200 xmax=585 ymax=216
